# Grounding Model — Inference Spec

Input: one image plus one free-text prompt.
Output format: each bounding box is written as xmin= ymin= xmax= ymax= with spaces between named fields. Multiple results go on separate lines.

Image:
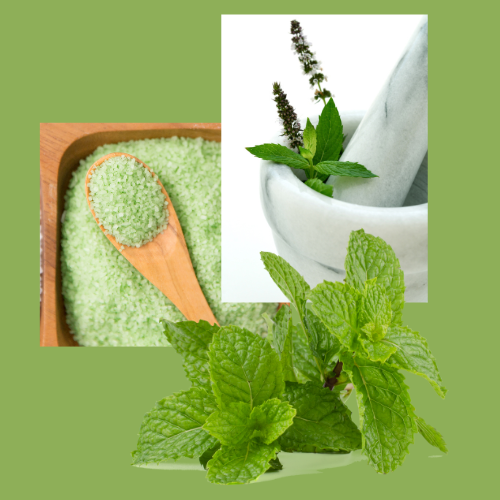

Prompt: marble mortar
xmin=260 ymin=111 xmax=428 ymax=302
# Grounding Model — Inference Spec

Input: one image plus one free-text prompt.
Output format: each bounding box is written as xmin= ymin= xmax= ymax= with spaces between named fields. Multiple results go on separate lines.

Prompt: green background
xmin=2 ymin=0 xmax=497 ymax=498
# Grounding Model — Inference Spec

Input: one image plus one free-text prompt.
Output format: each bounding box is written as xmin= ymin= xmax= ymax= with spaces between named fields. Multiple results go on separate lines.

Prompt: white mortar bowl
xmin=260 ymin=111 xmax=428 ymax=302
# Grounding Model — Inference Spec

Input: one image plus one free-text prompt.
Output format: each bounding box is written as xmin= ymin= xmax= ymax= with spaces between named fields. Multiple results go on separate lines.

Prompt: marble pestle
xmin=328 ymin=16 xmax=428 ymax=207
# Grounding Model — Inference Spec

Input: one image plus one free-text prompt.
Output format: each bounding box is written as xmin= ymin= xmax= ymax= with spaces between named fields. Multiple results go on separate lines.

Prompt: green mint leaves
xmin=291 ymin=325 xmax=324 ymax=384
xmin=206 ymin=442 xmax=281 ymax=485
xmin=305 ymin=178 xmax=334 ymax=197
xmin=199 ymin=443 xmax=220 ymax=470
xmin=303 ymin=118 xmax=317 ymax=156
xmin=246 ymin=143 xmax=309 ymax=170
xmin=249 ymin=399 xmax=296 ymax=444
xmin=208 ymin=325 xmax=285 ymax=408
xmin=298 ymin=145 xmax=314 ymax=161
xmin=247 ymin=98 xmax=377 ymax=198
xmin=304 ymin=308 xmax=340 ymax=371
xmin=132 ymin=387 xmax=218 ymax=465
xmin=313 ymin=97 xmax=344 ymax=165
xmin=359 ymin=279 xmax=392 ymax=342
xmin=314 ymin=161 xmax=377 ymax=178
xmin=260 ymin=252 xmax=310 ymax=317
xmin=203 ymin=402 xmax=253 ymax=446
xmin=308 ymin=281 xmax=360 ymax=351
xmin=270 ymin=305 xmax=299 ymax=382
xmin=345 ymin=229 xmax=405 ymax=325
xmin=134 ymin=325 xmax=293 ymax=485
xmin=162 ymin=320 xmax=218 ymax=392
xmin=341 ymin=354 xmax=417 ymax=473
xmin=203 ymin=328 xmax=296 ymax=484
xmin=204 ymin=399 xmax=295 ymax=447
xmin=280 ymin=382 xmax=362 ymax=453
xmin=385 ymin=326 xmax=447 ymax=398
xmin=263 ymin=229 xmax=446 ymax=474
xmin=132 ymin=229 xmax=446 ymax=482
xmin=415 ymin=415 xmax=448 ymax=453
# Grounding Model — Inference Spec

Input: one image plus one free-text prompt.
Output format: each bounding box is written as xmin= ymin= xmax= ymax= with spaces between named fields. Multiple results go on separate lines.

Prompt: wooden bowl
xmin=40 ymin=123 xmax=221 ymax=347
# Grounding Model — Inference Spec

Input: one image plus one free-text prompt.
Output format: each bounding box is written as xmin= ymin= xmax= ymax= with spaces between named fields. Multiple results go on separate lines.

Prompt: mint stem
xmin=323 ymin=361 xmax=343 ymax=390
xmin=307 ymin=158 xmax=316 ymax=179
xmin=317 ymin=82 xmax=327 ymax=107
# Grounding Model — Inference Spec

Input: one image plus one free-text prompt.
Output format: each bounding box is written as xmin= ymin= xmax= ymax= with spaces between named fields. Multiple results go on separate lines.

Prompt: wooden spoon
xmin=85 ymin=152 xmax=218 ymax=326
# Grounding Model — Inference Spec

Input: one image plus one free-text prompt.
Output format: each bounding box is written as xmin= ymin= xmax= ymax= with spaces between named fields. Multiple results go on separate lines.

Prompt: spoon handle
xmin=121 ymin=223 xmax=219 ymax=326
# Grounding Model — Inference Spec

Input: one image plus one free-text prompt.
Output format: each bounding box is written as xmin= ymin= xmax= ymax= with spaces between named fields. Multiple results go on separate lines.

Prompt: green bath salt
xmin=61 ymin=137 xmax=276 ymax=346
xmin=88 ymin=155 xmax=169 ymax=248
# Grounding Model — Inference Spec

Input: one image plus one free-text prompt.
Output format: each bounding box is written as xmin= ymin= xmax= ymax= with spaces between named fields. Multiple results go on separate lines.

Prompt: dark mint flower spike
xmin=273 ymin=82 xmax=303 ymax=151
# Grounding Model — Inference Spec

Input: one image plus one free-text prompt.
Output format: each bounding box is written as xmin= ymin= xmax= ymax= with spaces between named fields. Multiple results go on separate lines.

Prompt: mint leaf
xmin=305 ymin=178 xmax=333 ymax=197
xmin=204 ymin=399 xmax=294 ymax=447
xmin=273 ymin=305 xmax=298 ymax=382
xmin=262 ymin=312 xmax=275 ymax=345
xmin=303 ymin=118 xmax=317 ymax=156
xmin=162 ymin=320 xmax=218 ymax=392
xmin=345 ymin=229 xmax=405 ymax=325
xmin=208 ymin=325 xmax=284 ymax=409
xmin=246 ymin=143 xmax=309 ymax=169
xmin=260 ymin=252 xmax=310 ymax=317
xmin=304 ymin=307 xmax=340 ymax=368
xmin=249 ymin=399 xmax=296 ymax=444
xmin=299 ymin=145 xmax=314 ymax=161
xmin=280 ymin=382 xmax=362 ymax=453
xmin=314 ymin=161 xmax=377 ymax=178
xmin=132 ymin=387 xmax=218 ymax=465
xmin=203 ymin=402 xmax=253 ymax=446
xmin=199 ymin=443 xmax=220 ymax=470
xmin=360 ymin=279 xmax=392 ymax=341
xmin=308 ymin=281 xmax=360 ymax=350
xmin=358 ymin=336 xmax=397 ymax=363
xmin=384 ymin=326 xmax=447 ymax=398
xmin=262 ymin=312 xmax=274 ymax=335
xmin=356 ymin=279 xmax=395 ymax=361
xmin=292 ymin=324 xmax=323 ymax=384
xmin=267 ymin=456 xmax=283 ymax=472
xmin=341 ymin=354 xmax=417 ymax=473
xmin=415 ymin=415 xmax=448 ymax=453
xmin=207 ymin=442 xmax=280 ymax=485
xmin=312 ymin=98 xmax=343 ymax=164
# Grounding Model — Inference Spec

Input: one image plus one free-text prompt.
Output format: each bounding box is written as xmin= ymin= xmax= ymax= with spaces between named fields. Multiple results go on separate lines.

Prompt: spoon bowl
xmin=85 ymin=152 xmax=218 ymax=325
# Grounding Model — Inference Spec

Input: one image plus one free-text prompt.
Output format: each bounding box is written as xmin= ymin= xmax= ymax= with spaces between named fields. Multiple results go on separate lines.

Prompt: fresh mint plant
xmin=247 ymin=98 xmax=377 ymax=198
xmin=132 ymin=322 xmax=299 ymax=485
xmin=132 ymin=230 xmax=446 ymax=483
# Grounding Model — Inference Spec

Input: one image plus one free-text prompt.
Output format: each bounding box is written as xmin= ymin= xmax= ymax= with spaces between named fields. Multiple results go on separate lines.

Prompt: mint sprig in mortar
xmin=131 ymin=230 xmax=447 ymax=483
xmin=247 ymin=98 xmax=377 ymax=198
xmin=246 ymin=20 xmax=377 ymax=198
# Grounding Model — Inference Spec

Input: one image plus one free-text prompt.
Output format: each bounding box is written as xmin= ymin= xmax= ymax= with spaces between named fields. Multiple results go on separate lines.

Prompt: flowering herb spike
xmin=273 ymin=82 xmax=303 ymax=151
xmin=291 ymin=20 xmax=332 ymax=105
